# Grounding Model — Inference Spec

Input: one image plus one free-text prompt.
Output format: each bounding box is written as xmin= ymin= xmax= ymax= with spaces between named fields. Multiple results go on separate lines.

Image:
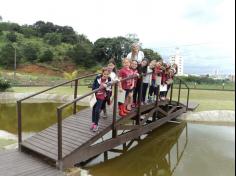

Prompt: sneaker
xmin=93 ymin=125 xmax=99 ymax=132
xmin=90 ymin=123 xmax=95 ymax=130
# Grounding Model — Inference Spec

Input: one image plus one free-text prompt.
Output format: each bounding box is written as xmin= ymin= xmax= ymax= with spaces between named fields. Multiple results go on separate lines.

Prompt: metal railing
xmin=16 ymin=73 xmax=98 ymax=149
xmin=169 ymin=77 xmax=190 ymax=110
xmin=17 ymin=71 xmax=190 ymax=166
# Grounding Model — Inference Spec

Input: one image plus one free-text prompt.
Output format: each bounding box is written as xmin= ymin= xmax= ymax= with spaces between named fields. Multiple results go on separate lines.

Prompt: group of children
xmin=90 ymin=58 xmax=177 ymax=132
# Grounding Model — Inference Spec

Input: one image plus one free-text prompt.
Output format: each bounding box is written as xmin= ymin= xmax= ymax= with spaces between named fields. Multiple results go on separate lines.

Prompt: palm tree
xmin=63 ymin=70 xmax=78 ymax=88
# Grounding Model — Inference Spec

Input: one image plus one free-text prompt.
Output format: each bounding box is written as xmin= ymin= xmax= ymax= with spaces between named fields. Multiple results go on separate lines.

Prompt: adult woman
xmin=127 ymin=43 xmax=145 ymax=64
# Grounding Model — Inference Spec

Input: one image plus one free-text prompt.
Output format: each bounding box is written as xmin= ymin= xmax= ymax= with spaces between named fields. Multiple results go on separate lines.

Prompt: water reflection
xmin=86 ymin=122 xmax=188 ymax=176
xmin=0 ymin=103 xmax=86 ymax=134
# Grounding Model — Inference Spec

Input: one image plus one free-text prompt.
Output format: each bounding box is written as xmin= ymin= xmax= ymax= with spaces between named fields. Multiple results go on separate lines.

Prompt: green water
xmin=0 ymin=102 xmax=86 ymax=134
xmin=85 ymin=123 xmax=235 ymax=176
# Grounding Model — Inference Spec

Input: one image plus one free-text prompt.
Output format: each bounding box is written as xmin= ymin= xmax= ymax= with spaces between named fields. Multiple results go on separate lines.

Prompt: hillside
xmin=0 ymin=21 xmax=162 ymax=71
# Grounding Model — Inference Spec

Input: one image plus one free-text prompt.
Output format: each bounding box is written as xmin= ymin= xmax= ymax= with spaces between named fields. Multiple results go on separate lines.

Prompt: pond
xmin=0 ymin=102 xmax=86 ymax=134
xmin=84 ymin=123 xmax=235 ymax=176
xmin=0 ymin=103 xmax=235 ymax=176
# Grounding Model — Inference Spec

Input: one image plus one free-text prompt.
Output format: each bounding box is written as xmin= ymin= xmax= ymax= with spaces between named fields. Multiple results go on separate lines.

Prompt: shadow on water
xmin=0 ymin=103 xmax=86 ymax=134
xmin=85 ymin=122 xmax=188 ymax=176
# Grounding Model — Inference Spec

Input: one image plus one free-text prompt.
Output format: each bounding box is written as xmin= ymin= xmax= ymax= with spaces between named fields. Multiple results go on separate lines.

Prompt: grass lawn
xmin=170 ymin=89 xmax=235 ymax=112
xmin=9 ymin=86 xmax=235 ymax=112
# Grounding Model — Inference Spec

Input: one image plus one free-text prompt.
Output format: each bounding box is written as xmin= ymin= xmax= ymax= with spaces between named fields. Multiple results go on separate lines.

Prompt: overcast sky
xmin=0 ymin=0 xmax=235 ymax=74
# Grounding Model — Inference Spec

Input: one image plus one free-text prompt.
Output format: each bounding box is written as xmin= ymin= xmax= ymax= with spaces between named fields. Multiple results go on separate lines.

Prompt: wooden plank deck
xmin=21 ymin=108 xmax=113 ymax=161
xmin=181 ymin=101 xmax=199 ymax=111
xmin=0 ymin=149 xmax=63 ymax=176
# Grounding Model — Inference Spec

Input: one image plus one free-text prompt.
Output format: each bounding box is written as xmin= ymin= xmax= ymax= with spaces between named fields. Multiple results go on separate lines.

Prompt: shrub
xmin=39 ymin=49 xmax=54 ymax=62
xmin=0 ymin=78 xmax=11 ymax=91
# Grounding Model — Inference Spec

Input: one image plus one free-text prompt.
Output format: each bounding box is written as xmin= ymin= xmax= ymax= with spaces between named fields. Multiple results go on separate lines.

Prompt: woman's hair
xmin=130 ymin=43 xmax=140 ymax=60
xmin=141 ymin=58 xmax=149 ymax=74
xmin=101 ymin=67 xmax=110 ymax=74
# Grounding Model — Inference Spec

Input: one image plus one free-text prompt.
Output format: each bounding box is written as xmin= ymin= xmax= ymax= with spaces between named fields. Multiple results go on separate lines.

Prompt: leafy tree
xmin=143 ymin=48 xmax=162 ymax=61
xmin=33 ymin=21 xmax=56 ymax=37
xmin=22 ymin=43 xmax=39 ymax=62
xmin=44 ymin=32 xmax=62 ymax=45
xmin=92 ymin=36 xmax=134 ymax=66
xmin=0 ymin=43 xmax=15 ymax=67
xmin=125 ymin=33 xmax=139 ymax=44
xmin=6 ymin=32 xmax=17 ymax=42
xmin=39 ymin=49 xmax=54 ymax=62
xmin=67 ymin=44 xmax=93 ymax=67
xmin=0 ymin=22 xmax=20 ymax=32
xmin=19 ymin=25 xmax=37 ymax=37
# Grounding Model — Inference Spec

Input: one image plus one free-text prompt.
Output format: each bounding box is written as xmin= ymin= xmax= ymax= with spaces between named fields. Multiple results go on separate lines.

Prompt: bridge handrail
xmin=16 ymin=73 xmax=98 ymax=102
xmin=57 ymin=74 xmax=140 ymax=110
xmin=16 ymin=73 xmax=98 ymax=150
xmin=169 ymin=76 xmax=190 ymax=110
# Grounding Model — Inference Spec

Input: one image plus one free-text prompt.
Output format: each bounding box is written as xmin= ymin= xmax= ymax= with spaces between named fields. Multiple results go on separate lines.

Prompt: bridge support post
xmin=112 ymin=82 xmax=118 ymax=138
xmin=17 ymin=101 xmax=22 ymax=151
xmin=137 ymin=76 xmax=143 ymax=125
xmin=57 ymin=108 xmax=63 ymax=169
xmin=73 ymin=79 xmax=78 ymax=114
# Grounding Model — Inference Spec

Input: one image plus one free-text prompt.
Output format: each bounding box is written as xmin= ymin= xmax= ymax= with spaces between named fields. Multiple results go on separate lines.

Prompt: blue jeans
xmin=92 ymin=99 xmax=104 ymax=125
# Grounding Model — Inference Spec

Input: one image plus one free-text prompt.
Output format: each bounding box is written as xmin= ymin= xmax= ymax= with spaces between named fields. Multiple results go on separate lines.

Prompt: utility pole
xmin=14 ymin=46 xmax=16 ymax=80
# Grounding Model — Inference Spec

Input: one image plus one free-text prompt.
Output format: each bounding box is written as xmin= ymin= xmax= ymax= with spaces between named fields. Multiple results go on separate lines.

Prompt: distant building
xmin=228 ymin=74 xmax=235 ymax=82
xmin=169 ymin=47 xmax=184 ymax=76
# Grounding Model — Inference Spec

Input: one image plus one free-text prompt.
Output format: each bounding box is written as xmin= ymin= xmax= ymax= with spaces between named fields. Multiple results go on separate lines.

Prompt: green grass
xmin=173 ymin=82 xmax=235 ymax=91
xmin=9 ymin=86 xmax=235 ymax=112
xmin=170 ymin=89 xmax=235 ymax=112
xmin=0 ymin=138 xmax=16 ymax=150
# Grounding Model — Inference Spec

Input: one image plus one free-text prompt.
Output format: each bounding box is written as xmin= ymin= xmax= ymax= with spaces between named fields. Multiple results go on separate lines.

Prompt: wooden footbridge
xmin=12 ymin=73 xmax=197 ymax=172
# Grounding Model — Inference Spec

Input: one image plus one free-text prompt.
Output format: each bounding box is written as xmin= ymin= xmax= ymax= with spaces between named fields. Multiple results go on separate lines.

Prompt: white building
xmin=169 ymin=48 xmax=184 ymax=76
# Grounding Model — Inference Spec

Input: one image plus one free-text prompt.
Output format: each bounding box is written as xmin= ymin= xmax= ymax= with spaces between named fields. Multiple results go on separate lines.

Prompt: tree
xmin=22 ymin=43 xmax=39 ymax=62
xmin=143 ymin=48 xmax=162 ymax=61
xmin=0 ymin=43 xmax=15 ymax=67
xmin=67 ymin=44 xmax=93 ymax=67
xmin=125 ymin=33 xmax=139 ymax=44
xmin=19 ymin=25 xmax=37 ymax=37
xmin=39 ymin=49 xmax=54 ymax=62
xmin=6 ymin=32 xmax=17 ymax=42
xmin=44 ymin=32 xmax=62 ymax=45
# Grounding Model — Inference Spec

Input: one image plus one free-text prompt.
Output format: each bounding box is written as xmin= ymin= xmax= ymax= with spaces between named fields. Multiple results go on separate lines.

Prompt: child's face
xmin=149 ymin=61 xmax=156 ymax=68
xmin=102 ymin=70 xmax=109 ymax=79
xmin=123 ymin=59 xmax=131 ymax=68
xmin=107 ymin=63 xmax=115 ymax=71
xmin=156 ymin=62 xmax=162 ymax=67
xmin=131 ymin=61 xmax=138 ymax=69
xmin=141 ymin=60 xmax=148 ymax=67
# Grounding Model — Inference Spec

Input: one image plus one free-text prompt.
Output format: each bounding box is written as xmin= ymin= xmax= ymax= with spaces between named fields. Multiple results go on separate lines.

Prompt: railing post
xmin=112 ymin=82 xmax=118 ymax=138
xmin=57 ymin=108 xmax=63 ymax=169
xmin=169 ymin=83 xmax=173 ymax=105
xmin=137 ymin=75 xmax=143 ymax=125
xmin=177 ymin=80 xmax=182 ymax=106
xmin=186 ymin=88 xmax=190 ymax=111
xmin=73 ymin=79 xmax=78 ymax=114
xmin=155 ymin=85 xmax=160 ymax=106
xmin=17 ymin=101 xmax=22 ymax=150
